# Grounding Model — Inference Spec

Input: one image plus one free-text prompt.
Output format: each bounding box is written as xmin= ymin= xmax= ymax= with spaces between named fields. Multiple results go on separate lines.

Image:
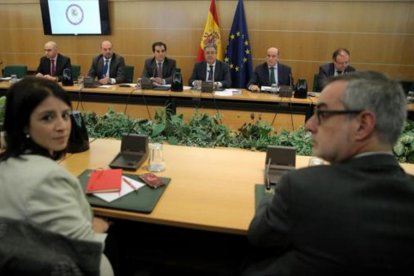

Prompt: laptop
xmin=264 ymin=146 xmax=296 ymax=186
xmin=109 ymin=134 xmax=149 ymax=171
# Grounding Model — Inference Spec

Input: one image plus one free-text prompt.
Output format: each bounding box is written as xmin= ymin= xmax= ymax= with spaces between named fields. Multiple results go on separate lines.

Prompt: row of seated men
xmin=33 ymin=40 xmax=355 ymax=91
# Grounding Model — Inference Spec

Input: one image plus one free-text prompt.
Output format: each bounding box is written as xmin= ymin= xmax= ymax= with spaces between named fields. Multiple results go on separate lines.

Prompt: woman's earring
xmin=25 ymin=133 xmax=30 ymax=139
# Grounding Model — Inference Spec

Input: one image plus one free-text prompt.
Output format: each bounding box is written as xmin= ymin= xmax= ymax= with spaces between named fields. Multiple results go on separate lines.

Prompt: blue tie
xmin=102 ymin=59 xmax=109 ymax=78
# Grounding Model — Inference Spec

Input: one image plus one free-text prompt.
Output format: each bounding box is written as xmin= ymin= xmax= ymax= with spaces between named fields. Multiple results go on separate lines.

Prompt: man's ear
xmin=354 ymin=111 xmax=376 ymax=141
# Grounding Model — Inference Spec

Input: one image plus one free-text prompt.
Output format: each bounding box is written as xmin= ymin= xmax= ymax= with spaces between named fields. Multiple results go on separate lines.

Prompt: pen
xmin=123 ymin=177 xmax=138 ymax=194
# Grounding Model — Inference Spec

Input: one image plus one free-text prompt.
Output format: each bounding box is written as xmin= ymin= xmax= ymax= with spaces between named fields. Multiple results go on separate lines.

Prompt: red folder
xmin=86 ymin=169 xmax=122 ymax=193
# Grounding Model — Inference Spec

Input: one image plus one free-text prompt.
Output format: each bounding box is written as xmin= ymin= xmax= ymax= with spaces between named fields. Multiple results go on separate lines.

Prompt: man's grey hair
xmin=327 ymin=71 xmax=407 ymax=146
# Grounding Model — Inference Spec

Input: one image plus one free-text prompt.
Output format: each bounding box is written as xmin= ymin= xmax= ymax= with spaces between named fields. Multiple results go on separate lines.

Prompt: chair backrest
xmin=0 ymin=217 xmax=102 ymax=275
xmin=71 ymin=64 xmax=81 ymax=81
xmin=312 ymin=73 xmax=321 ymax=92
xmin=4 ymin=65 xmax=28 ymax=78
xmin=124 ymin=65 xmax=135 ymax=83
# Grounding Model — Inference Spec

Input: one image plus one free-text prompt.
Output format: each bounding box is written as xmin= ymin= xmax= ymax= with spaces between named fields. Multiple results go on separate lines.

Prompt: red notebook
xmin=85 ymin=169 xmax=123 ymax=193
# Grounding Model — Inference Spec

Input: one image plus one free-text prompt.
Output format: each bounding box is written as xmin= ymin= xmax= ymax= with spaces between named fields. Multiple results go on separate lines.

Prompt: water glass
xmin=148 ymin=143 xmax=165 ymax=172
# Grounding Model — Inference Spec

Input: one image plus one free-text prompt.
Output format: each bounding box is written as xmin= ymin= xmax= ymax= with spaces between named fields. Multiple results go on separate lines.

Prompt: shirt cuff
xmin=110 ymin=78 xmax=115 ymax=84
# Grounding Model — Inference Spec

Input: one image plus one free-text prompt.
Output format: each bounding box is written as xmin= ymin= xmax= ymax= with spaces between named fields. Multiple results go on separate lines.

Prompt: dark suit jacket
xmin=87 ymin=53 xmax=125 ymax=84
xmin=318 ymin=63 xmax=356 ymax=91
xmin=141 ymin=57 xmax=177 ymax=84
xmin=36 ymin=54 xmax=71 ymax=82
xmin=188 ymin=60 xmax=231 ymax=88
xmin=247 ymin=62 xmax=292 ymax=89
xmin=245 ymin=154 xmax=414 ymax=276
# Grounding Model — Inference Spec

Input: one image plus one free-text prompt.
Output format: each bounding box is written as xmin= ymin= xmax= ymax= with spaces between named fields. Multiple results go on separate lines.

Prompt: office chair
xmin=124 ymin=65 xmax=135 ymax=83
xmin=71 ymin=64 xmax=81 ymax=81
xmin=3 ymin=65 xmax=28 ymax=78
xmin=312 ymin=73 xmax=321 ymax=92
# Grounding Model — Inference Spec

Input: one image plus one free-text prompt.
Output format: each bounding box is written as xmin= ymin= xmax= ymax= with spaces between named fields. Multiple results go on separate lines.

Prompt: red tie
xmin=51 ymin=59 xmax=56 ymax=76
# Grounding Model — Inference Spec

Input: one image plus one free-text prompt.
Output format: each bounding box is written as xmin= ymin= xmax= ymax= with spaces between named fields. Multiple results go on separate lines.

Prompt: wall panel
xmin=0 ymin=0 xmax=413 ymax=87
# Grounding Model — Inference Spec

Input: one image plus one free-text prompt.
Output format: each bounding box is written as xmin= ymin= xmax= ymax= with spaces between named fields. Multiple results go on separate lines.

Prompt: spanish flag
xmin=197 ymin=0 xmax=223 ymax=61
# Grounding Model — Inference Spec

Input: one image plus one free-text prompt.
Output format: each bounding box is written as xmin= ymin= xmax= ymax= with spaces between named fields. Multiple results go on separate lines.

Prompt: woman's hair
xmin=0 ymin=77 xmax=72 ymax=161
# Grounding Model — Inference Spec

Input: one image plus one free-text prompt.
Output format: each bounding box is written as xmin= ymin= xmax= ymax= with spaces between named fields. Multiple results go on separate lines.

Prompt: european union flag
xmin=224 ymin=0 xmax=253 ymax=88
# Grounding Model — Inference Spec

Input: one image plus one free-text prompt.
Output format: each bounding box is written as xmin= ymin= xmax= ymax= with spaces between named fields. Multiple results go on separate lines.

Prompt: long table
xmin=59 ymin=138 xmax=414 ymax=236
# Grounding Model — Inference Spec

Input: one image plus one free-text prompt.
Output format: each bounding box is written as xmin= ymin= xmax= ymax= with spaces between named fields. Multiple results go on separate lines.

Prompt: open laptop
xmin=264 ymin=145 xmax=296 ymax=186
xmin=109 ymin=134 xmax=149 ymax=171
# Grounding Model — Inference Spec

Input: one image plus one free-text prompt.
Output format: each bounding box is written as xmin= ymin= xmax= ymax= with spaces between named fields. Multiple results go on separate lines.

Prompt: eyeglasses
xmin=314 ymin=108 xmax=363 ymax=125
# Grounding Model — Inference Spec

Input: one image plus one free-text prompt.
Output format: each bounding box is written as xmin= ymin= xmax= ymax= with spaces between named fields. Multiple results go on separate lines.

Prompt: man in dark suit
xmin=317 ymin=48 xmax=356 ymax=91
xmin=35 ymin=41 xmax=71 ymax=82
xmin=188 ymin=44 xmax=231 ymax=89
xmin=141 ymin=41 xmax=176 ymax=85
xmin=87 ymin=40 xmax=125 ymax=85
xmin=243 ymin=71 xmax=414 ymax=276
xmin=247 ymin=47 xmax=292 ymax=92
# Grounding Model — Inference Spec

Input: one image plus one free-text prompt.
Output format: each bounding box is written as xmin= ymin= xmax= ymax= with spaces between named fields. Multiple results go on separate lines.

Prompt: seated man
xmin=247 ymin=47 xmax=292 ymax=92
xmin=318 ymin=48 xmax=356 ymax=91
xmin=244 ymin=71 xmax=414 ymax=275
xmin=141 ymin=41 xmax=176 ymax=85
xmin=87 ymin=40 xmax=125 ymax=85
xmin=35 ymin=41 xmax=71 ymax=82
xmin=188 ymin=44 xmax=231 ymax=89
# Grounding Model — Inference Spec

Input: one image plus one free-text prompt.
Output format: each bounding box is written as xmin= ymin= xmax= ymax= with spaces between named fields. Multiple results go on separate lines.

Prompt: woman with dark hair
xmin=0 ymin=77 xmax=113 ymax=275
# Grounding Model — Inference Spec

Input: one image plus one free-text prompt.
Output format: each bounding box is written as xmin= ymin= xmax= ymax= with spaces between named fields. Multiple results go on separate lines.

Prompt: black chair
xmin=3 ymin=65 xmax=28 ymax=78
xmin=124 ymin=65 xmax=135 ymax=83
xmin=71 ymin=64 xmax=81 ymax=81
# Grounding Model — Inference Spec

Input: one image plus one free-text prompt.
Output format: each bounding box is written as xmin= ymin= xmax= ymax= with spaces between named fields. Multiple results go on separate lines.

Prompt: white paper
xmin=0 ymin=77 xmax=11 ymax=81
xmin=93 ymin=176 xmax=145 ymax=202
xmin=261 ymin=86 xmax=279 ymax=92
xmin=98 ymin=85 xmax=112 ymax=88
xmin=214 ymin=90 xmax=233 ymax=96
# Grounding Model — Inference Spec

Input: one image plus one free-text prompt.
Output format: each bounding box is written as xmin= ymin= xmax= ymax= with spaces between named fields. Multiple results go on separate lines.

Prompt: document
xmin=93 ymin=176 xmax=145 ymax=202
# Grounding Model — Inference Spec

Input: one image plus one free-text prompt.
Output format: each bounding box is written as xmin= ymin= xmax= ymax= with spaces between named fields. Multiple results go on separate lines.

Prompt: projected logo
xmin=66 ymin=4 xmax=84 ymax=25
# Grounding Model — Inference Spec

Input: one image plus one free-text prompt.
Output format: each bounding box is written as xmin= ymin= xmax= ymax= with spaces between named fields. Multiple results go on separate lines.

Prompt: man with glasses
xmin=317 ymin=48 xmax=356 ymax=91
xmin=188 ymin=44 xmax=231 ymax=89
xmin=244 ymin=71 xmax=414 ymax=275
xmin=141 ymin=41 xmax=177 ymax=85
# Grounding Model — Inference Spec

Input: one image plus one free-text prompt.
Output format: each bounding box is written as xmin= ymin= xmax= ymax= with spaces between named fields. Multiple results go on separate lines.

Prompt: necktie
xmin=208 ymin=65 xmax=214 ymax=81
xmin=157 ymin=62 xmax=162 ymax=78
xmin=269 ymin=67 xmax=276 ymax=84
xmin=51 ymin=59 xmax=56 ymax=76
xmin=102 ymin=59 xmax=109 ymax=77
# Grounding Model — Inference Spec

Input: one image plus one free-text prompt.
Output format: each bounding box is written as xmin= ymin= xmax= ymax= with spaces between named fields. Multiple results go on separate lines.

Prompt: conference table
xmin=59 ymin=138 xmax=414 ymax=236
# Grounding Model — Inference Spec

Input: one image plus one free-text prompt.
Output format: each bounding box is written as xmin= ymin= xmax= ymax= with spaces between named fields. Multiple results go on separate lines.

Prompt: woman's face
xmin=27 ymin=96 xmax=71 ymax=155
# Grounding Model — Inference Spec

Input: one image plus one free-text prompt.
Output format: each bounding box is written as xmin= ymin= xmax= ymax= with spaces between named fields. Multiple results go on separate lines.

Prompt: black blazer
xmin=87 ymin=53 xmax=125 ymax=84
xmin=318 ymin=63 xmax=356 ymax=91
xmin=244 ymin=154 xmax=414 ymax=276
xmin=188 ymin=60 xmax=231 ymax=88
xmin=36 ymin=54 xmax=71 ymax=82
xmin=247 ymin=62 xmax=292 ymax=89
xmin=141 ymin=57 xmax=177 ymax=84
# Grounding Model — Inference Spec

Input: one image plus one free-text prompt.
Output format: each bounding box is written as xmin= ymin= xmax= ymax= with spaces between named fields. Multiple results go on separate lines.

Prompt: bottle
xmin=171 ymin=68 xmax=183 ymax=92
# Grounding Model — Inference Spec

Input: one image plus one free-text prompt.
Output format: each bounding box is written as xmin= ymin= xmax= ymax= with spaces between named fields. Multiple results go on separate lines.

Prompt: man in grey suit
xmin=188 ymin=44 xmax=231 ymax=89
xmin=247 ymin=47 xmax=292 ymax=92
xmin=318 ymin=48 xmax=356 ymax=91
xmin=244 ymin=71 xmax=414 ymax=275
xmin=141 ymin=41 xmax=176 ymax=85
xmin=87 ymin=40 xmax=125 ymax=85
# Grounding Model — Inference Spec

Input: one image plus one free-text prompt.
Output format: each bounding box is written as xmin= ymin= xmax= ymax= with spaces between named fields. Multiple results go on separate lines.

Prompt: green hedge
xmin=82 ymin=107 xmax=414 ymax=163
